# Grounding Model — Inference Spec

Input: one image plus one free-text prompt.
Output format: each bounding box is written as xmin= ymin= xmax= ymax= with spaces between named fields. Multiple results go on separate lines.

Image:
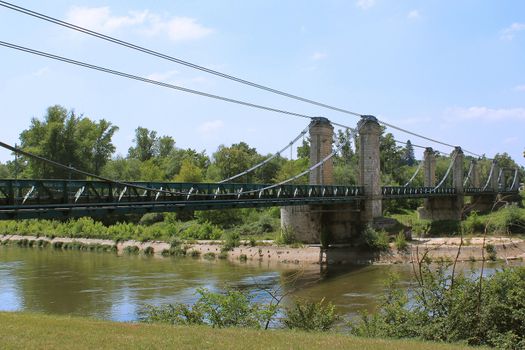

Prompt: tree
xmin=296 ymin=138 xmax=310 ymax=159
xmin=402 ymin=140 xmax=416 ymax=166
xmin=174 ymin=159 xmax=203 ymax=182
xmin=128 ymin=127 xmax=158 ymax=161
xmin=19 ymin=105 xmax=117 ymax=178
xmin=158 ymin=136 xmax=175 ymax=158
xmin=212 ymin=142 xmax=260 ymax=181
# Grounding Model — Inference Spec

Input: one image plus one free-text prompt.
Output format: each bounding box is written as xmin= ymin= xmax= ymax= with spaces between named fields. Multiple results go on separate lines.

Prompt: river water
xmin=0 ymin=246 xmax=518 ymax=322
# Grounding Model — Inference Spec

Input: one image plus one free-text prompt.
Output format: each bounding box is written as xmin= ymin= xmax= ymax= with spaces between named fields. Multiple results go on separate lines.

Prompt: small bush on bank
xmin=222 ymin=231 xmax=240 ymax=251
xmin=394 ymin=232 xmax=408 ymax=252
xmin=275 ymin=225 xmax=296 ymax=245
xmin=282 ymin=298 xmax=339 ymax=332
xmin=360 ymin=225 xmax=389 ymax=252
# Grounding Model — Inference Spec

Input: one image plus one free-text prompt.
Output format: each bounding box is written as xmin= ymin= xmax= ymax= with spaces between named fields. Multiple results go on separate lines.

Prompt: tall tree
xmin=128 ymin=127 xmax=158 ymax=161
xmin=402 ymin=140 xmax=416 ymax=166
xmin=19 ymin=105 xmax=117 ymax=178
xmin=212 ymin=142 xmax=260 ymax=181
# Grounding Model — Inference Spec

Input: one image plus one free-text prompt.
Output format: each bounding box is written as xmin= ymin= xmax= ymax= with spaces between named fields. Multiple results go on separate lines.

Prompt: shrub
xmin=282 ymin=298 xmax=339 ymax=332
xmin=140 ymin=288 xmax=262 ymax=328
xmin=275 ymin=225 xmax=296 ymax=245
xmin=188 ymin=249 xmax=201 ymax=257
xmin=143 ymin=246 xmax=155 ymax=255
xmin=203 ymin=252 xmax=216 ymax=260
xmin=139 ymin=213 xmax=164 ymax=226
xmin=394 ymin=231 xmax=408 ymax=252
xmin=360 ymin=225 xmax=389 ymax=252
xmin=180 ymin=221 xmax=223 ymax=240
xmin=485 ymin=243 xmax=497 ymax=261
xmin=239 ymin=254 xmax=247 ymax=262
xmin=124 ymin=245 xmax=140 ymax=254
xmin=222 ymin=231 xmax=240 ymax=251
xmin=349 ymin=262 xmax=525 ymax=349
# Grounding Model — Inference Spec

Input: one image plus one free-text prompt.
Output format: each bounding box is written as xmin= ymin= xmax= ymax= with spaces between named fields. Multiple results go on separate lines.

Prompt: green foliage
xmin=143 ymin=246 xmax=155 ymax=255
xmin=138 ymin=213 xmax=165 ymax=226
xmin=124 ymin=245 xmax=140 ymax=254
xmin=19 ymin=105 xmax=118 ymax=178
xmin=203 ymin=252 xmax=216 ymax=260
xmin=394 ymin=231 xmax=408 ymax=252
xmin=485 ymin=244 xmax=497 ymax=261
xmin=174 ymin=158 xmax=203 ymax=182
xmin=195 ymin=209 xmax=244 ymax=229
xmin=222 ymin=230 xmax=240 ymax=251
xmin=282 ymin=298 xmax=339 ymax=332
xmin=350 ymin=263 xmax=525 ymax=349
xmin=180 ymin=221 xmax=223 ymax=240
xmin=140 ymin=288 xmax=263 ymax=328
xmin=275 ymin=225 xmax=296 ymax=245
xmin=360 ymin=225 xmax=390 ymax=251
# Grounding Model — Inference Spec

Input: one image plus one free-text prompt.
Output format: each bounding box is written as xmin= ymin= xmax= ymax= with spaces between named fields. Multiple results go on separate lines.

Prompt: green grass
xmin=0 ymin=312 xmax=481 ymax=350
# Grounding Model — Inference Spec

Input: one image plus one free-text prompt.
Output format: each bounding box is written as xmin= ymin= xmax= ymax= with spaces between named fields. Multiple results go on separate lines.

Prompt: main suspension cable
xmin=0 ymin=40 xmax=313 ymax=120
xmin=0 ymin=1 xmax=487 ymax=158
xmin=0 ymin=0 xmax=362 ymax=118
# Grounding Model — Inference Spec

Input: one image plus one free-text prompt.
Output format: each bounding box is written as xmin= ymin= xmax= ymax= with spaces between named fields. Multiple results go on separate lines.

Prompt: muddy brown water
xmin=0 ymin=246 xmax=521 ymax=322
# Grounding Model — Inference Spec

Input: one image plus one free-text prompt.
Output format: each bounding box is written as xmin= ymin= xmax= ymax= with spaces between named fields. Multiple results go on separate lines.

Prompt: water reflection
xmin=0 ymin=246 xmax=521 ymax=322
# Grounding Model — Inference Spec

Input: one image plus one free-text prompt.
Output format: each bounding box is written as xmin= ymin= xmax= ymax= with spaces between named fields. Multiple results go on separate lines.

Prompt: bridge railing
xmin=381 ymin=186 xmax=456 ymax=198
xmin=0 ymin=179 xmax=364 ymax=208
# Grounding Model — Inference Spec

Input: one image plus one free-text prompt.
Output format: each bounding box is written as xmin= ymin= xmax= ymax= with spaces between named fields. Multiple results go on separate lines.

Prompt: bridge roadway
xmin=0 ymin=179 xmax=515 ymax=220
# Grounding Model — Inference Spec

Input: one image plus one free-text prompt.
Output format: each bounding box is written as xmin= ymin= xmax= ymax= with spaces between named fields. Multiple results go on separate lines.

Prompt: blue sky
xmin=0 ymin=0 xmax=524 ymax=166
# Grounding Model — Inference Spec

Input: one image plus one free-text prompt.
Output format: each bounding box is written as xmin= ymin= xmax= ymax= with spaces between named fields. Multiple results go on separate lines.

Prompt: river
xmin=0 ymin=245 xmax=519 ymax=322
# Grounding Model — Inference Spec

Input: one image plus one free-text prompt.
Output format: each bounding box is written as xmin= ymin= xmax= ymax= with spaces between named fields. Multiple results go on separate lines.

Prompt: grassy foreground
xmin=0 ymin=312 xmax=482 ymax=350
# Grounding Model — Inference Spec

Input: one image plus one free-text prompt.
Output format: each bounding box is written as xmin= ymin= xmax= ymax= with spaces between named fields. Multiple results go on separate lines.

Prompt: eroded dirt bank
xmin=2 ymin=234 xmax=524 ymax=266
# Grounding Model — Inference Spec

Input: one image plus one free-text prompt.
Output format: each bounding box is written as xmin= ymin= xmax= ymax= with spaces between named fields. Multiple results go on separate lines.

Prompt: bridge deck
xmin=0 ymin=179 xmax=516 ymax=220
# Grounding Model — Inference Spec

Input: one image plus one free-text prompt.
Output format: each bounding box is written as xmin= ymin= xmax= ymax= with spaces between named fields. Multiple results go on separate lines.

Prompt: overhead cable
xmin=0 ymin=40 xmax=313 ymax=120
xmin=0 ymin=0 xmax=486 ymax=158
xmin=0 ymin=0 xmax=363 ymax=118
xmin=219 ymin=125 xmax=309 ymax=183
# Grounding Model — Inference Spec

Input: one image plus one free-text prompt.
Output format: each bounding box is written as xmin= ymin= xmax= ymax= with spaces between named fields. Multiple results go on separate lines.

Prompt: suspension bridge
xmin=0 ymin=1 xmax=521 ymax=242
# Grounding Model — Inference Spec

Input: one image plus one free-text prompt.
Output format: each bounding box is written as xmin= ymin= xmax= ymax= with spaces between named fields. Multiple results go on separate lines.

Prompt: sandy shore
xmin=1 ymin=234 xmax=524 ymax=266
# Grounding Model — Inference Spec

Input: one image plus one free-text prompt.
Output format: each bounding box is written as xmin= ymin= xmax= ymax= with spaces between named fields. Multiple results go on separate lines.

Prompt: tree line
xmin=0 ymin=105 xmax=522 ymax=189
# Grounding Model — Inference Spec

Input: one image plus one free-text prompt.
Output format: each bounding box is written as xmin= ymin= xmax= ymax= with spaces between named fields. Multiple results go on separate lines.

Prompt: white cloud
xmin=141 ymin=15 xmax=213 ymax=42
xmin=146 ymin=69 xmax=179 ymax=82
xmin=515 ymin=85 xmax=525 ymax=91
xmin=198 ymin=120 xmax=224 ymax=136
xmin=407 ymin=10 xmax=420 ymax=20
xmin=500 ymin=22 xmax=525 ymax=41
xmin=356 ymin=0 xmax=376 ymax=10
xmin=311 ymin=52 xmax=327 ymax=61
xmin=33 ymin=67 xmax=50 ymax=77
xmin=445 ymin=106 xmax=525 ymax=122
xmin=65 ymin=6 xmax=212 ymax=42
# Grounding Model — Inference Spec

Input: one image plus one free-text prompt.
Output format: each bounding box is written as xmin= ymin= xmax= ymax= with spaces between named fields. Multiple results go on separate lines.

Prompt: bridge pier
xmin=280 ymin=117 xmax=361 ymax=243
xmin=358 ymin=115 xmax=382 ymax=223
xmin=470 ymin=160 xmax=499 ymax=213
xmin=418 ymin=147 xmax=465 ymax=221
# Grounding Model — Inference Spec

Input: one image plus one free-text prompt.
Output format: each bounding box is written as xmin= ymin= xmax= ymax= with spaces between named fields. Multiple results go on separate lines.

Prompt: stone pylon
xmin=358 ymin=115 xmax=382 ymax=222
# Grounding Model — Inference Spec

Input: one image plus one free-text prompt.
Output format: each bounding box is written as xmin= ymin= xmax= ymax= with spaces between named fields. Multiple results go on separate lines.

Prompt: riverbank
xmin=0 ymin=312 xmax=481 ymax=350
xmin=2 ymin=233 xmax=524 ymax=266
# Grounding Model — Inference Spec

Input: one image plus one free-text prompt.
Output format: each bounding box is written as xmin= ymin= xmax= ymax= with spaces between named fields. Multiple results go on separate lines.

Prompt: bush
xmin=143 ymin=246 xmax=155 ymax=255
xmin=179 ymin=221 xmax=223 ymax=240
xmin=350 ymin=262 xmax=525 ymax=349
xmin=282 ymin=298 xmax=339 ymax=332
xmin=485 ymin=244 xmax=497 ymax=261
xmin=275 ymin=225 xmax=296 ymax=245
xmin=360 ymin=225 xmax=389 ymax=252
xmin=222 ymin=231 xmax=240 ymax=251
xmin=124 ymin=245 xmax=140 ymax=254
xmin=394 ymin=231 xmax=408 ymax=252
xmin=139 ymin=213 xmax=165 ymax=226
xmin=140 ymin=288 xmax=263 ymax=328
